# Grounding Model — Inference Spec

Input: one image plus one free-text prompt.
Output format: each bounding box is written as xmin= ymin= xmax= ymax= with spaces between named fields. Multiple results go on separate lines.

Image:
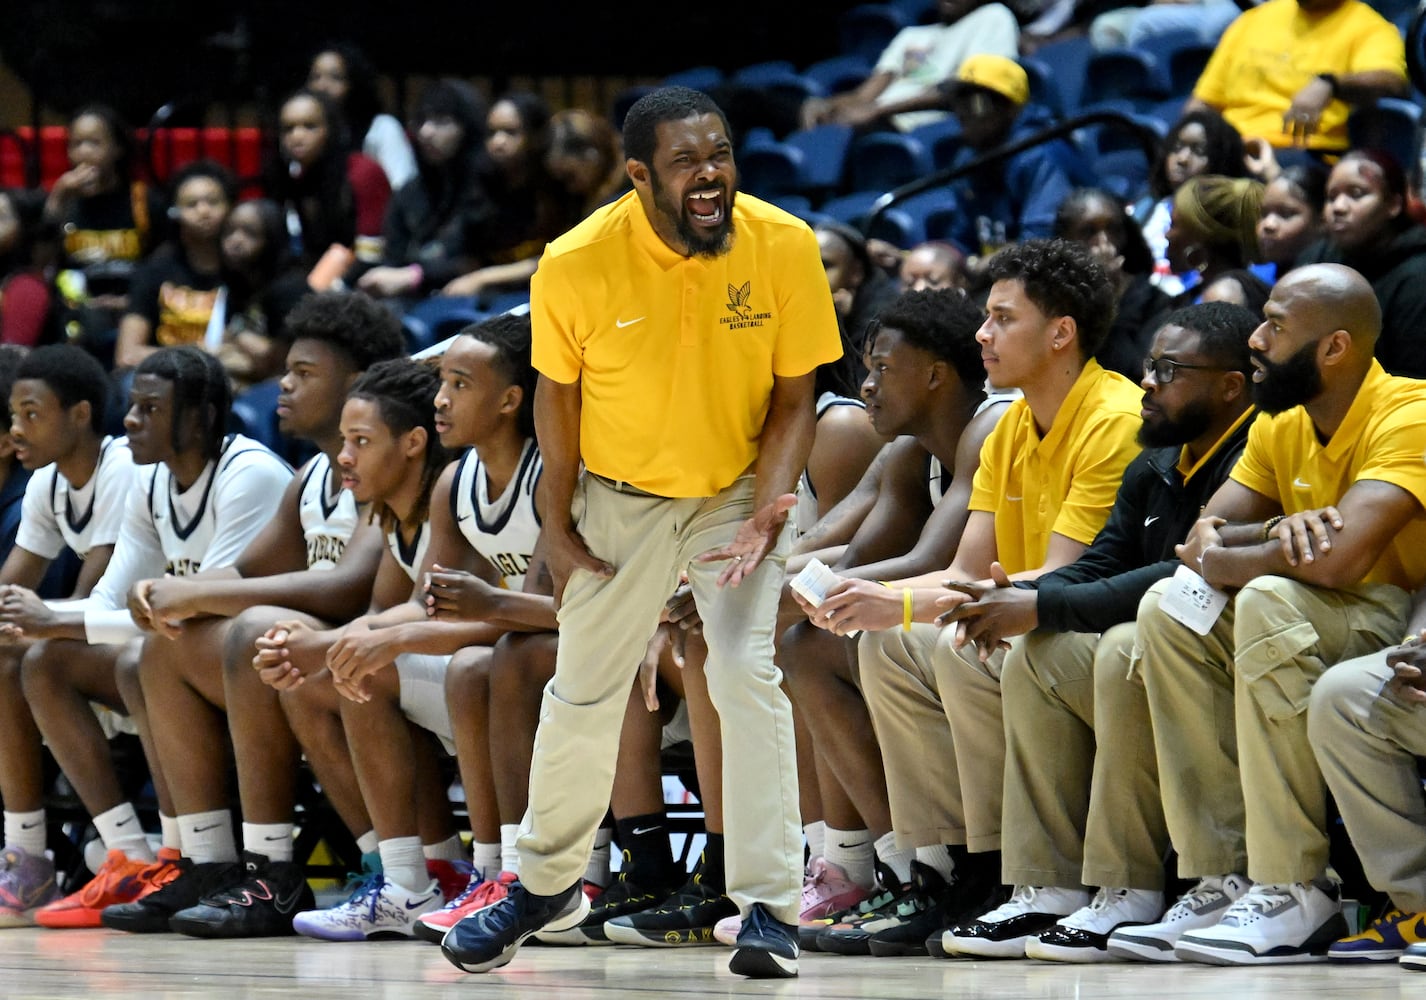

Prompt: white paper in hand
xmin=789 ymin=558 xmax=841 ymax=607
xmin=1159 ymin=564 xmax=1230 ymax=636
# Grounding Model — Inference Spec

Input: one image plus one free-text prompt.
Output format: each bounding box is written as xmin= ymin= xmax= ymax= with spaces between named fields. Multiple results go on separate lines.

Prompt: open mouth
xmin=686 ymin=187 xmax=725 ymax=228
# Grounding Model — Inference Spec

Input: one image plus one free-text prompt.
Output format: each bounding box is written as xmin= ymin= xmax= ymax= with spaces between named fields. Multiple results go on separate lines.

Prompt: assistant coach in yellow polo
xmin=439 ymin=87 xmax=842 ymax=979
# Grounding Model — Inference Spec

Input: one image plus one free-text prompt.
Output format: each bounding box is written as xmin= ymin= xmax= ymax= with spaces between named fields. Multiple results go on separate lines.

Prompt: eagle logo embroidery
xmin=726 ymin=281 xmax=752 ymax=321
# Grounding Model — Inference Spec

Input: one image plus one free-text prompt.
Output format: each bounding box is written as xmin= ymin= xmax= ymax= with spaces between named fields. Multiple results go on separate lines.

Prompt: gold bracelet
xmin=903 ymin=588 xmax=914 ymax=631
xmin=1262 ymin=514 xmax=1287 ymax=542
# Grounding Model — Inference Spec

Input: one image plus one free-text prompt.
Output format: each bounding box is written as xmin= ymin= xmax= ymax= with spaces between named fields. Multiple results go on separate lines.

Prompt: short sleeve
xmin=530 ymin=251 xmax=584 ymax=384
xmin=1229 ymin=415 xmax=1283 ymax=503
xmin=14 ymin=469 xmax=62 ymax=560
xmin=770 ymin=225 xmax=844 ymax=379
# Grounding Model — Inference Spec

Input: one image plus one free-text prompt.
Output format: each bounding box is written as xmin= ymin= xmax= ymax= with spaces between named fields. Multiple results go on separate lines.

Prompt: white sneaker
xmin=292 ymin=874 xmax=442 ymax=941
xmin=941 ymin=885 xmax=1090 ymax=958
xmin=1025 ymin=887 xmax=1164 ymax=963
xmin=1173 ymin=880 xmax=1345 ymax=965
xmin=1107 ymin=874 xmax=1250 ymax=962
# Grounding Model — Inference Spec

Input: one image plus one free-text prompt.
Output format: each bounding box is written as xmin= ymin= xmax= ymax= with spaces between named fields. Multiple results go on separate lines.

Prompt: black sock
xmin=615 ymin=812 xmax=675 ymax=883
xmin=696 ymin=833 xmax=726 ymax=894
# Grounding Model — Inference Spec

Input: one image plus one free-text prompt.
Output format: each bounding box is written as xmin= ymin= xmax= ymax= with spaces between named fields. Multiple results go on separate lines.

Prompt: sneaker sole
xmin=1328 ymin=946 xmax=1407 ymax=962
xmin=941 ymin=933 xmax=1032 ymax=959
xmin=542 ymin=892 xmax=591 ymax=934
xmin=1106 ymin=931 xmax=1183 ymax=963
xmin=1025 ymin=938 xmax=1118 ymax=963
xmin=414 ymin=919 xmax=453 ymax=945
xmin=443 ymin=927 xmax=536 ymax=973
xmin=34 ymin=909 xmax=104 ymax=929
xmin=729 ymin=945 xmax=799 ymax=978
xmin=868 ymin=936 xmax=937 ymax=958
xmin=1402 ymin=954 xmax=1426 ymax=972
xmin=604 ymin=921 xmax=722 ymax=947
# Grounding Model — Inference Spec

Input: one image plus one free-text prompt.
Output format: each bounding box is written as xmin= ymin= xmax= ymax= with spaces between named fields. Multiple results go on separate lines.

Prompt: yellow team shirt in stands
xmin=1229 ymin=360 xmax=1426 ymax=591
xmin=967 ymin=360 xmax=1143 ymax=574
xmin=1193 ymin=0 xmax=1405 ymax=151
xmin=532 ymin=190 xmax=843 ymax=497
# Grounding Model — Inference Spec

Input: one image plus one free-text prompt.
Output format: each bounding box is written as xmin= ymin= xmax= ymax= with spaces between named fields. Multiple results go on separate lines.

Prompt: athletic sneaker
xmin=1401 ymin=941 xmax=1426 ymax=971
xmin=1107 ymin=874 xmax=1251 ymax=962
xmin=1174 ymin=879 xmax=1345 ymax=965
xmin=168 ymin=851 xmax=315 ymax=938
xmin=715 ymin=855 xmax=872 ymax=946
xmin=0 ymin=846 xmax=59 ymax=928
xmin=426 ymin=858 xmax=472 ymax=904
xmin=292 ymin=872 xmax=443 ymax=941
xmin=1328 ymin=909 xmax=1426 ymax=962
xmin=729 ymin=902 xmax=799 ymax=979
xmin=1025 ymin=887 xmax=1164 ymax=963
xmin=415 ymin=870 xmax=516 ymax=945
xmin=539 ymin=867 xmax=685 ymax=946
xmin=442 ymin=878 xmax=589 ymax=973
xmin=35 ymin=849 xmax=180 ymax=929
xmin=819 ymin=861 xmax=955 ymax=957
xmin=603 ymin=871 xmax=737 ymax=947
xmin=941 ymin=884 xmax=1089 ymax=958
xmin=801 ymin=869 xmax=903 ymax=953
xmin=102 ymin=859 xmax=245 ymax=933
xmin=867 ymin=861 xmax=996 ymax=958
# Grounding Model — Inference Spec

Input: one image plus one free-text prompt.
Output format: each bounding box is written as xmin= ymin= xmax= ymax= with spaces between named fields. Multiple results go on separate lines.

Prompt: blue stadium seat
xmin=1348 ymin=97 xmax=1424 ymax=179
xmin=1132 ymin=28 xmax=1202 ymax=92
xmin=838 ymin=3 xmax=908 ymax=63
xmin=890 ymin=0 xmax=937 ymax=23
xmin=1082 ymin=47 xmax=1169 ymax=112
xmin=1167 ymin=44 xmax=1216 ymax=96
xmin=908 ymin=118 xmax=964 ymax=170
xmin=230 ymin=378 xmax=283 ymax=454
xmin=729 ymin=61 xmax=799 ymax=86
xmin=803 ymin=54 xmax=875 ymax=95
xmin=1018 ymin=56 xmax=1063 ymax=119
xmin=784 ymin=123 xmax=855 ymax=197
xmin=1030 ymin=35 xmax=1094 ymax=115
xmin=739 ymin=142 xmax=807 ymax=199
xmin=848 ymin=131 xmax=931 ymax=192
xmin=816 ymin=190 xmax=883 ymax=230
xmin=663 ymin=66 xmax=725 ymax=91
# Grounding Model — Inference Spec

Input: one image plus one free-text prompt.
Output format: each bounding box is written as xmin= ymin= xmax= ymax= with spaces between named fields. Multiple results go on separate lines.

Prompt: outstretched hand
xmin=695 ymin=494 xmax=796 ymax=588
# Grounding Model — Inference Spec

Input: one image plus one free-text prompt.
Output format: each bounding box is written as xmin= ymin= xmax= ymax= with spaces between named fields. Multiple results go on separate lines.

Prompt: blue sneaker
xmin=729 ymin=902 xmax=799 ymax=979
xmin=441 ymin=878 xmax=589 ymax=973
xmin=1329 ymin=909 xmax=1426 ymax=962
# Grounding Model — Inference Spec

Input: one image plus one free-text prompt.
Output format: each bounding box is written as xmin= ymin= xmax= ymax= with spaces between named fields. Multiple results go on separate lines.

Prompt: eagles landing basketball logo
xmin=721 ymin=281 xmax=770 ymax=330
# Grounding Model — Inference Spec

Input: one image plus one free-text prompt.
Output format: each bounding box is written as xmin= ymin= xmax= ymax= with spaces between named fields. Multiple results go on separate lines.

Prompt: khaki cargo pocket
xmin=1235 ymin=620 xmax=1320 ymax=721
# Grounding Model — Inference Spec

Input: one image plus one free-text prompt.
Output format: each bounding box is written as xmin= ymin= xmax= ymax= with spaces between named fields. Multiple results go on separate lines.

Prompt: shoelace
xmin=1086 ymin=888 xmax=1119 ymax=914
xmin=77 ymin=858 xmax=140 ymax=906
xmin=1223 ymin=884 xmax=1292 ymax=918
xmin=983 ymin=884 xmax=1039 ymax=920
xmin=1166 ymin=877 xmax=1227 ymax=918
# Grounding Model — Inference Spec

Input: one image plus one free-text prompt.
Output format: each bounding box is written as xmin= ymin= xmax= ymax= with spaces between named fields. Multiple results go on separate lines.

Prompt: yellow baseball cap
xmin=954 ymin=54 xmax=1030 ymax=107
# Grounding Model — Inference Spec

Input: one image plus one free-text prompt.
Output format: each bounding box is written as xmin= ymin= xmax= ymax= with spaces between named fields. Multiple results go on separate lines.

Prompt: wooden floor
xmin=1 ymin=927 xmax=1417 ymax=999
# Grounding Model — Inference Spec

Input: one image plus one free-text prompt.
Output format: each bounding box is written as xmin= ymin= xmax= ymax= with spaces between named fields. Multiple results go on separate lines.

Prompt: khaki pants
xmin=1001 ymin=624 xmax=1167 ymax=890
xmin=1136 ymin=574 xmax=1408 ymax=883
xmin=1310 ymin=651 xmax=1426 ymax=912
xmin=516 ymin=475 xmax=802 ymax=923
xmin=859 ymin=623 xmax=1006 ymax=853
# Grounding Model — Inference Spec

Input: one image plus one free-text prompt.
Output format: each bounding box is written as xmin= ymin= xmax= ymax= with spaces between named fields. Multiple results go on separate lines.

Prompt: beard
xmin=1251 ymin=341 xmax=1324 ymax=415
xmin=1138 ymin=397 xmax=1214 ymax=448
xmin=650 ymin=166 xmax=735 ymax=258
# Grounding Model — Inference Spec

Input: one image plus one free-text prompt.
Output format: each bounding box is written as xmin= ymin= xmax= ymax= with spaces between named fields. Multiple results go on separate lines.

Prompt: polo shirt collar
xmin=627 ymin=191 xmax=698 ymax=270
xmin=1038 ymin=359 xmax=1107 ymax=453
xmin=1177 ymin=405 xmax=1257 ymax=482
xmin=1323 ymin=360 xmax=1389 ymax=463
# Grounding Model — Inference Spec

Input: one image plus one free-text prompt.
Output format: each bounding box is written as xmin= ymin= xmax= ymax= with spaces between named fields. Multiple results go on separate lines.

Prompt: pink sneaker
xmin=413 ymin=870 xmax=516 ymax=944
xmin=800 ymin=857 xmax=870 ymax=920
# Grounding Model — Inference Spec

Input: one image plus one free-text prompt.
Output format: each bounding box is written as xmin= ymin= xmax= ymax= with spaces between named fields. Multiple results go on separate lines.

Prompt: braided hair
xmin=134 ymin=346 xmax=231 ymax=461
xmin=347 ymin=357 xmax=447 ymax=533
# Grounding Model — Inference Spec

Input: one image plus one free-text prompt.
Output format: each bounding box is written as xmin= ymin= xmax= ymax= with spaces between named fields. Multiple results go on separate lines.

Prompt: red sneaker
xmin=35 ymin=850 xmax=173 ymax=929
xmin=413 ymin=870 xmax=516 ymax=944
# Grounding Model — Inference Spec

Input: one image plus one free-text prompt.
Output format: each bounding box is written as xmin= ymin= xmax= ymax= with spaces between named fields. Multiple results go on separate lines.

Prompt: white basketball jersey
xmin=297 ymin=454 xmax=360 ymax=570
xmin=386 ymin=520 xmax=431 ymax=583
xmin=17 ymin=436 xmax=136 ymax=561
xmin=795 ymin=392 xmax=866 ymax=535
xmin=147 ymin=434 xmax=289 ymax=577
xmin=450 ymin=437 xmax=541 ymax=589
xmin=927 ymin=454 xmax=951 ymax=506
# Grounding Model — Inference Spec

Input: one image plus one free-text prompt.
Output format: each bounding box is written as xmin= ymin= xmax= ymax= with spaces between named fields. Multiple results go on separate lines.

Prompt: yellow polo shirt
xmin=968 ymin=360 xmax=1143 ymax=574
xmin=1193 ymin=0 xmax=1405 ymax=151
xmin=1230 ymin=360 xmax=1426 ymax=590
xmin=531 ymin=191 xmax=842 ymax=497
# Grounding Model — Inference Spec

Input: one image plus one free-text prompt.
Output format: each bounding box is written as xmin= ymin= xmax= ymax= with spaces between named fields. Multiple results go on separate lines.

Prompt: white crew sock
xmin=823 ymin=826 xmax=875 ymax=888
xmin=915 ymin=844 xmax=957 ymax=882
xmin=243 ymin=822 xmax=295 ymax=863
xmin=500 ymin=824 xmax=520 ymax=875
xmin=585 ymin=827 xmax=612 ymax=888
xmin=94 ymin=802 xmax=155 ymax=861
xmin=804 ymin=820 xmax=827 ymax=864
xmin=4 ymin=809 xmax=46 ymax=857
xmin=378 ymin=836 xmax=429 ymax=894
xmin=471 ymin=841 xmax=501 ymax=879
xmin=356 ymin=829 xmax=379 ymax=856
xmin=874 ymin=830 xmax=914 ymax=886
xmin=423 ymin=833 xmax=464 ymax=862
xmin=159 ymin=813 xmax=182 ymax=853
xmin=179 ymin=809 xmax=238 ymax=864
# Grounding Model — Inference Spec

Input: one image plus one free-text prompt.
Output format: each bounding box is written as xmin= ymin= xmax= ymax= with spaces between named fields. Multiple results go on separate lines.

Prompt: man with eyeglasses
xmin=1115 ymin=263 xmax=1426 ymax=965
xmin=936 ymin=301 xmax=1258 ymax=961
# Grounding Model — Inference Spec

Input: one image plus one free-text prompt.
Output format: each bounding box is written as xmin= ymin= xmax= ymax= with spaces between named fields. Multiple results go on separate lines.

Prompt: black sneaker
xmin=100 ymin=859 xmax=245 ymax=933
xmin=441 ymin=878 xmax=588 ymax=974
xmin=538 ymin=867 xmax=685 ymax=946
xmin=800 ymin=859 xmax=901 ymax=953
xmin=865 ymin=858 xmax=1007 ymax=958
xmin=817 ymin=863 xmax=947 ymax=956
xmin=168 ymin=851 xmax=315 ymax=938
xmin=603 ymin=871 xmax=737 ymax=947
xmin=730 ymin=902 xmax=799 ymax=979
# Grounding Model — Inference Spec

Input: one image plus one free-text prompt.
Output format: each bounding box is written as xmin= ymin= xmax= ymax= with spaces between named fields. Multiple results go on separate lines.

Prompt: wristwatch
xmin=1316 ymin=73 xmax=1340 ymax=97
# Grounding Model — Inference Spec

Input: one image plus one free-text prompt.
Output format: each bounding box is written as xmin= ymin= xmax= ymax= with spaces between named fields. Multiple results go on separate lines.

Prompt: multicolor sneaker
xmin=426 ymin=858 xmax=472 ymax=904
xmin=442 ymin=878 xmax=589 ymax=973
xmin=603 ymin=872 xmax=737 ymax=947
xmin=729 ymin=902 xmax=799 ymax=979
xmin=716 ymin=856 xmax=874 ymax=946
xmin=414 ymin=870 xmax=516 ymax=945
xmin=1025 ymin=887 xmax=1164 ymax=963
xmin=35 ymin=849 xmax=178 ymax=929
xmin=1174 ymin=879 xmax=1345 ymax=965
xmin=799 ymin=867 xmax=902 ymax=953
xmin=292 ymin=872 xmax=443 ymax=941
xmin=1107 ymin=874 xmax=1251 ymax=962
xmin=1328 ymin=909 xmax=1426 ymax=962
xmin=0 ymin=846 xmax=60 ymax=927
xmin=102 ymin=859 xmax=246 ymax=933
xmin=538 ymin=867 xmax=685 ymax=946
xmin=168 ymin=852 xmax=315 ymax=938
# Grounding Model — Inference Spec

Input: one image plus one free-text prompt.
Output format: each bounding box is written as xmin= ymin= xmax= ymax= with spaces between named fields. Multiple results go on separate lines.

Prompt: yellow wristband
xmin=903 ymin=588 xmax=914 ymax=631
